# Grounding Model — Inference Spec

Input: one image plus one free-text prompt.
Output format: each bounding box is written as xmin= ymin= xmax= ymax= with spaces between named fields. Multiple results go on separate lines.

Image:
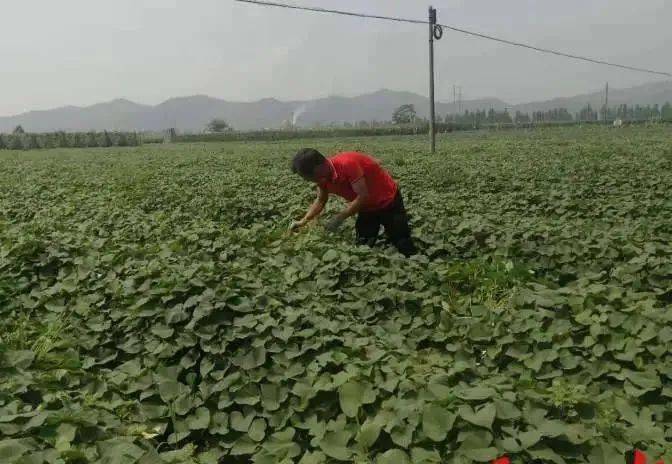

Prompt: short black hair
xmin=291 ymin=148 xmax=326 ymax=179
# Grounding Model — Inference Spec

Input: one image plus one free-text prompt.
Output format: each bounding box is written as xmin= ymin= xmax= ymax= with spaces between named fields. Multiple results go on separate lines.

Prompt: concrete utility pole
xmin=605 ymin=82 xmax=609 ymax=124
xmin=428 ymin=6 xmax=443 ymax=153
xmin=429 ymin=7 xmax=436 ymax=153
xmin=458 ymin=87 xmax=463 ymax=113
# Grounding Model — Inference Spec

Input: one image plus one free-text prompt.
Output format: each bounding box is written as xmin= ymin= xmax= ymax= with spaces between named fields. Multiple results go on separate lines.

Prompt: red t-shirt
xmin=319 ymin=151 xmax=398 ymax=212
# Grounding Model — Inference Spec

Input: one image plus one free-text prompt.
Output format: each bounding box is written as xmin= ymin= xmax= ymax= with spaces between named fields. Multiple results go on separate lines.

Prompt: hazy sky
xmin=1 ymin=0 xmax=670 ymax=116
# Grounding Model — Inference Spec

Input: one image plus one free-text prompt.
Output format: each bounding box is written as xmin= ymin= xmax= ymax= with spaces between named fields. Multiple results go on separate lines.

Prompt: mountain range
xmin=1 ymin=80 xmax=671 ymax=133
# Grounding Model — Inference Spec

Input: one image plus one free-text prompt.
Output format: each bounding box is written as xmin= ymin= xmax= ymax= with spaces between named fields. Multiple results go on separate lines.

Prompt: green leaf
xmin=319 ymin=430 xmax=352 ymax=461
xmin=0 ymin=439 xmax=33 ymax=461
xmin=230 ymin=411 xmax=254 ymax=432
xmin=461 ymin=447 xmax=499 ymax=462
xmin=138 ymin=449 xmax=164 ymax=464
xmin=338 ymin=380 xmax=369 ymax=417
xmin=209 ymin=412 xmax=229 ymax=435
xmin=322 ymin=250 xmax=339 ymax=262
xmin=614 ymin=398 xmax=639 ymax=424
xmin=261 ymin=383 xmax=283 ymax=411
xmin=97 ymin=438 xmax=145 ymax=464
xmin=356 ymin=421 xmax=381 ymax=449
xmin=455 ymin=386 xmax=496 ymax=401
xmin=458 ymin=403 xmax=496 ymax=429
xmin=230 ymin=436 xmax=258 ymax=456
xmin=527 ymin=446 xmax=567 ymax=464
xmin=234 ymin=384 xmax=260 ymax=406
xmin=390 ymin=421 xmax=415 ymax=448
xmin=494 ymin=400 xmax=521 ymax=420
xmin=657 ymin=326 xmax=672 ymax=343
xmin=199 ymin=357 xmax=215 ymax=378
xmin=159 ymin=444 xmax=196 ymax=462
xmin=517 ymin=429 xmax=542 ymax=449
xmin=624 ymin=380 xmax=651 ymax=397
xmin=537 ymin=420 xmax=568 ymax=438
xmin=298 ymin=451 xmax=327 ymax=464
xmin=588 ymin=443 xmax=625 ymax=464
xmin=151 ymin=324 xmax=174 ymax=339
xmin=422 ymin=404 xmax=455 ymax=441
xmin=377 ymin=449 xmax=410 ymax=464
xmin=55 ymin=423 xmax=77 ymax=451
xmin=262 ymin=428 xmax=301 ymax=460
xmin=497 ymin=436 xmax=522 ymax=453
xmin=458 ymin=430 xmax=493 ymax=450
xmin=410 ymin=447 xmax=442 ymax=463
xmin=4 ymin=351 xmax=35 ymax=370
xmin=158 ymin=380 xmax=189 ymax=402
xmin=626 ymin=370 xmax=661 ymax=390
xmin=15 ymin=449 xmax=59 ymax=464
xmin=232 ymin=346 xmax=267 ymax=369
xmin=197 ymin=449 xmax=225 ymax=464
xmin=249 ymin=418 xmax=267 ymax=442
xmin=173 ymin=394 xmax=195 ymax=416
xmin=563 ymin=424 xmax=594 ymax=444
xmin=428 ymin=376 xmax=454 ymax=401
xmin=187 ymin=407 xmax=210 ymax=430
xmin=22 ymin=411 xmax=48 ymax=431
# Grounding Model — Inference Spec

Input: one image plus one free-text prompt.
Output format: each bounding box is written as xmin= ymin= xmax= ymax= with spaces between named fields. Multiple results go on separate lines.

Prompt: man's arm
xmin=336 ymin=178 xmax=369 ymax=220
xmin=324 ymin=178 xmax=369 ymax=233
xmin=293 ymin=186 xmax=329 ymax=228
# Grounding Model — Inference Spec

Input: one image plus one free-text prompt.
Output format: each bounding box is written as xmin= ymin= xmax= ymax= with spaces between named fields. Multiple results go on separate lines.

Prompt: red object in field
xmin=489 ymin=450 xmax=666 ymax=464
xmin=634 ymin=449 xmax=665 ymax=464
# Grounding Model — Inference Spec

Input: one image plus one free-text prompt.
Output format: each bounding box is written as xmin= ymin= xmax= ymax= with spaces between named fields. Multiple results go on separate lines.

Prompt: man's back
xmin=320 ymin=151 xmax=398 ymax=212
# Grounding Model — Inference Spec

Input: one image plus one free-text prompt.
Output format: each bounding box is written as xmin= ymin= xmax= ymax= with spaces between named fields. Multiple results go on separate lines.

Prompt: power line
xmin=235 ymin=0 xmax=425 ymax=25
xmin=434 ymin=23 xmax=672 ymax=77
xmin=235 ymin=0 xmax=672 ymax=78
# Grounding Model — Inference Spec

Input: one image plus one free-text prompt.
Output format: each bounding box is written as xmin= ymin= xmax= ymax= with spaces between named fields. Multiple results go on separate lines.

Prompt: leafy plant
xmin=1 ymin=126 xmax=671 ymax=463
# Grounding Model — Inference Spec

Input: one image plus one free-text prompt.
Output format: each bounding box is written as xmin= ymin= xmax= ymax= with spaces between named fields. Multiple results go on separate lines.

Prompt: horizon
xmin=3 ymin=80 xmax=670 ymax=118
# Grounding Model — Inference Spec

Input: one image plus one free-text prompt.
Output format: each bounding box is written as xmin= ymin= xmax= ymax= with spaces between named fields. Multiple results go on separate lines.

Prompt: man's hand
xmin=289 ymin=220 xmax=305 ymax=232
xmin=325 ymin=215 xmax=345 ymax=232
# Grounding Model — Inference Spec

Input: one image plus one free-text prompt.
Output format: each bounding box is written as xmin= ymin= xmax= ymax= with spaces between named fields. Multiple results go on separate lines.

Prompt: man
xmin=290 ymin=148 xmax=416 ymax=257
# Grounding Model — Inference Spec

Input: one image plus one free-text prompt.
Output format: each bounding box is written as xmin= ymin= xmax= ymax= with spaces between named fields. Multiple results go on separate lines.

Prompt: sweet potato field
xmin=1 ymin=126 xmax=671 ymax=463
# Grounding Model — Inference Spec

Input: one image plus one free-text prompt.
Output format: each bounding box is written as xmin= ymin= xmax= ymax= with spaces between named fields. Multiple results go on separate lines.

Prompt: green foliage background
xmin=1 ymin=126 xmax=671 ymax=463
xmin=0 ymin=132 xmax=141 ymax=150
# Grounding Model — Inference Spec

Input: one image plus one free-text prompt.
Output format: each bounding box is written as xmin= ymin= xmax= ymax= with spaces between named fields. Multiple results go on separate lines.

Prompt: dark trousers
xmin=356 ymin=191 xmax=417 ymax=257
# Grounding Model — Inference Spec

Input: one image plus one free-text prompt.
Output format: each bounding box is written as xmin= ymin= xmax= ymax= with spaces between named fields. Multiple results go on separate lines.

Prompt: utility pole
xmin=453 ymin=84 xmax=460 ymax=121
xmin=428 ymin=7 xmax=443 ymax=153
xmin=458 ymin=86 xmax=463 ymax=114
xmin=428 ymin=6 xmax=437 ymax=153
xmin=604 ymin=82 xmax=609 ymax=125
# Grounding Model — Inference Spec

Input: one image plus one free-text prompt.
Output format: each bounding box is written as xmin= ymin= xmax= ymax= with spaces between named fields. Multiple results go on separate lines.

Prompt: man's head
xmin=292 ymin=148 xmax=332 ymax=183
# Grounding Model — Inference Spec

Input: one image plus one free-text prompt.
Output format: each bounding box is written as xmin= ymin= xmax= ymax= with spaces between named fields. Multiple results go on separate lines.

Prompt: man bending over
xmin=290 ymin=148 xmax=416 ymax=257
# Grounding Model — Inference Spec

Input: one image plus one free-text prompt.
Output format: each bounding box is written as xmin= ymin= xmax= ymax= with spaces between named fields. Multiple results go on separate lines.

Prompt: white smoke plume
xmin=292 ymin=104 xmax=308 ymax=126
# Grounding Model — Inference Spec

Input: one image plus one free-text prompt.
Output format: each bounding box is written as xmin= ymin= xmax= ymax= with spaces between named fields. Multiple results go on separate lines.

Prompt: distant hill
xmin=287 ymin=90 xmax=507 ymax=128
xmin=0 ymin=99 xmax=154 ymax=134
xmin=513 ymin=80 xmax=672 ymax=115
xmin=0 ymin=90 xmax=506 ymax=133
xmin=1 ymin=81 xmax=670 ymax=133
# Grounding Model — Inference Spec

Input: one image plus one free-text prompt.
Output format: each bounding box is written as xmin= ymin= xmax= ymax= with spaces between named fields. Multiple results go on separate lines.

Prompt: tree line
xmin=392 ymin=102 xmax=672 ymax=126
xmin=181 ymin=101 xmax=672 ymax=137
xmin=0 ymin=126 xmax=142 ymax=150
xmin=4 ymin=100 xmax=671 ymax=150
